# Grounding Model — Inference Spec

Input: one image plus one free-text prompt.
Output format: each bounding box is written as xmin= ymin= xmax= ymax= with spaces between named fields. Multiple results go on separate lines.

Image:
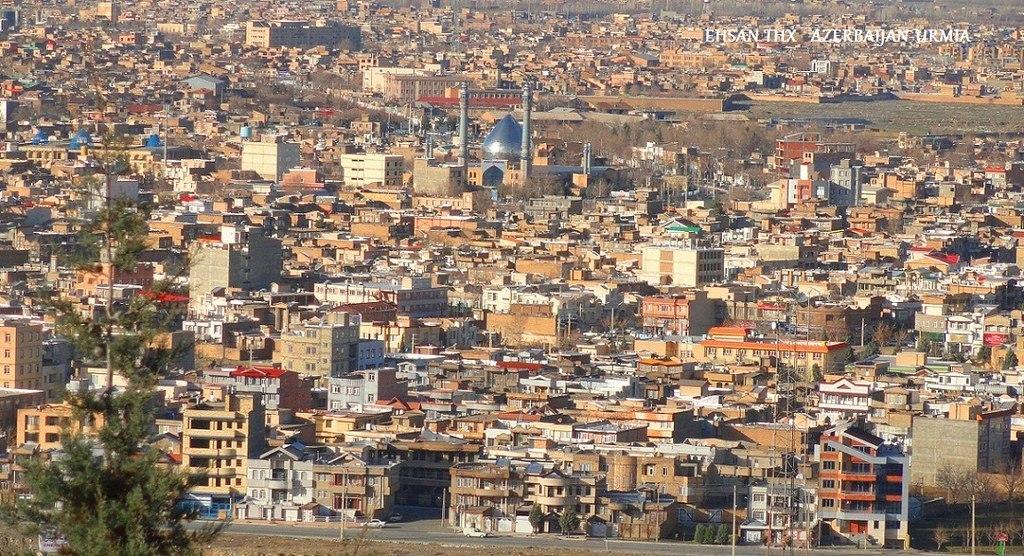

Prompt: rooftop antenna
xmin=519 ymin=80 xmax=533 ymax=180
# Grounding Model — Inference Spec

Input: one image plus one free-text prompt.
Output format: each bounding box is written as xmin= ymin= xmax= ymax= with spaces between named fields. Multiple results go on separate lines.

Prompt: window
xmin=823 ymin=461 xmax=836 ymax=470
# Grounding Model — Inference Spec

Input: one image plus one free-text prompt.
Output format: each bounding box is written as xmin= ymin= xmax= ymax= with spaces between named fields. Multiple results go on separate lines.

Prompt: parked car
xmin=388 ymin=513 xmax=403 ymax=522
xmin=360 ymin=519 xmax=387 ymax=528
xmin=463 ymin=527 xmax=488 ymax=538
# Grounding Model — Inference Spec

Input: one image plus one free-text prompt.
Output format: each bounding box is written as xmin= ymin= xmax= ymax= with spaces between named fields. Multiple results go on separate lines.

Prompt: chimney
xmin=520 ymin=81 xmax=533 ymax=177
xmin=458 ymin=82 xmax=469 ymax=166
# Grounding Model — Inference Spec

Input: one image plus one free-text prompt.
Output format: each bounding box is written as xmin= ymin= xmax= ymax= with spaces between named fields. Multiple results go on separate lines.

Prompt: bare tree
xmin=932 ymin=525 xmax=950 ymax=551
xmin=872 ymin=322 xmax=895 ymax=348
xmin=936 ymin=464 xmax=993 ymax=505
xmin=997 ymin=462 xmax=1024 ymax=511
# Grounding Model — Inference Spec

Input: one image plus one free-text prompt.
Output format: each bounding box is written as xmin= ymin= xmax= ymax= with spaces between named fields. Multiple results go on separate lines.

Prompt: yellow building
xmin=181 ymin=393 xmax=265 ymax=507
xmin=16 ymin=403 xmax=104 ymax=452
xmin=338 ymin=153 xmax=405 ymax=189
xmin=696 ymin=327 xmax=850 ymax=375
xmin=638 ymin=244 xmax=724 ymax=287
xmin=0 ymin=320 xmax=43 ymax=391
xmin=240 ymin=136 xmax=300 ymax=181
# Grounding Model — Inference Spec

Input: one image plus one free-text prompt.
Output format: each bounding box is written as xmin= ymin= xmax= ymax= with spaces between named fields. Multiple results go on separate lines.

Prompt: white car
xmin=360 ymin=519 xmax=387 ymax=528
xmin=463 ymin=528 xmax=489 ymax=538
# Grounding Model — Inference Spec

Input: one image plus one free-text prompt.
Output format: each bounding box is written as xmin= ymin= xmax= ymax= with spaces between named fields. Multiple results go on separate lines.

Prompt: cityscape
xmin=0 ymin=0 xmax=1022 ymax=554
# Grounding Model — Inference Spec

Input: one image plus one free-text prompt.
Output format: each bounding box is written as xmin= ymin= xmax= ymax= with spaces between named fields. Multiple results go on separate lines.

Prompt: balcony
xmin=188 ymin=428 xmax=243 ymax=440
xmin=839 ymin=490 xmax=875 ymax=502
xmin=195 ymin=467 xmax=239 ymax=478
xmin=884 ymin=474 xmax=903 ymax=483
xmin=840 ymin=472 xmax=877 ymax=482
xmin=533 ymin=494 xmax=572 ymax=506
xmin=185 ymin=447 xmax=239 ymax=458
xmin=530 ymin=475 xmax=570 ymax=487
xmin=455 ymin=486 xmax=511 ymax=498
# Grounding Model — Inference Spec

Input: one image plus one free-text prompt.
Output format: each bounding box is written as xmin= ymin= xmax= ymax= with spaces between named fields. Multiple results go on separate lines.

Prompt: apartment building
xmin=188 ymin=225 xmax=283 ymax=306
xmin=16 ymin=403 xmax=104 ymax=452
xmin=817 ymin=425 xmax=909 ymax=548
xmin=240 ymin=136 xmax=301 ymax=181
xmin=640 ymin=291 xmax=717 ymax=336
xmin=244 ymin=20 xmax=361 ymax=49
xmin=338 ymin=153 xmax=405 ymax=189
xmin=276 ymin=315 xmax=361 ymax=378
xmin=638 ymin=244 xmax=724 ymax=288
xmin=314 ymin=276 xmax=448 ymax=318
xmin=0 ymin=321 xmax=43 ymax=391
xmin=181 ymin=393 xmax=266 ymax=513
xmin=382 ymin=74 xmax=463 ymax=103
xmin=312 ymin=445 xmax=402 ymax=520
xmin=743 ymin=481 xmax=817 ymax=547
xmin=0 ymin=388 xmax=45 ymax=450
xmin=327 ymin=367 xmax=407 ymax=409
xmin=697 ymin=327 xmax=850 ymax=374
xmin=387 ymin=432 xmax=482 ymax=507
xmin=910 ymin=401 xmax=1013 ymax=486
xmin=816 ymin=378 xmax=879 ymax=420
xmin=203 ymin=366 xmax=313 ymax=412
xmin=239 ymin=443 xmax=314 ymax=521
xmin=449 ymin=461 xmax=523 ymax=532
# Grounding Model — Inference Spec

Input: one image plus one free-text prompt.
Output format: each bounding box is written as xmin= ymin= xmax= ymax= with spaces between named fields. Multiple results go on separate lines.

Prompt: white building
xmin=241 ymin=444 xmax=315 ymax=521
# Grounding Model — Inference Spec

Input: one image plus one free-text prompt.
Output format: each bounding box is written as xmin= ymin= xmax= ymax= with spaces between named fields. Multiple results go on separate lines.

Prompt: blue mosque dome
xmin=481 ymin=114 xmax=522 ymax=159
xmin=145 ymin=133 xmax=162 ymax=148
xmin=69 ymin=129 xmax=92 ymax=149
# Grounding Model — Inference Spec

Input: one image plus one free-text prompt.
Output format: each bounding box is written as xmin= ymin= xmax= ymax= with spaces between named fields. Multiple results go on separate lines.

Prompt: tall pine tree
xmin=4 ymin=135 xmax=218 ymax=555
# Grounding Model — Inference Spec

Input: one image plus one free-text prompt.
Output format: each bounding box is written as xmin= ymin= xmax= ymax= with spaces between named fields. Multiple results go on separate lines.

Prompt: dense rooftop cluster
xmin=0 ymin=0 xmax=1022 ymax=552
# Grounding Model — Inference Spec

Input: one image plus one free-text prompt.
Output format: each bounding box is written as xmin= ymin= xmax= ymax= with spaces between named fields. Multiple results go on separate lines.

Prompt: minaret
xmin=520 ymin=81 xmax=532 ymax=179
xmin=458 ymin=82 xmax=469 ymax=167
xmin=582 ymin=142 xmax=592 ymax=175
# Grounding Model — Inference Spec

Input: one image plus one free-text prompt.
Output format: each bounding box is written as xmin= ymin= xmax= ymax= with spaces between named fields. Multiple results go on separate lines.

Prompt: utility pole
xmin=104 ymin=170 xmax=114 ymax=397
xmin=441 ymin=487 xmax=448 ymax=529
xmin=340 ymin=469 xmax=348 ymax=542
xmin=971 ymin=493 xmax=976 ymax=556
xmin=732 ymin=484 xmax=738 ymax=556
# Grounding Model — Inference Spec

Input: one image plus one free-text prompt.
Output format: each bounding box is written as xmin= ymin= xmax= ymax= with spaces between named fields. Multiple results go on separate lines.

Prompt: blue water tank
xmin=31 ymin=129 xmax=48 ymax=144
xmin=68 ymin=129 xmax=92 ymax=149
xmin=145 ymin=133 xmax=162 ymax=148
xmin=240 ymin=125 xmax=253 ymax=140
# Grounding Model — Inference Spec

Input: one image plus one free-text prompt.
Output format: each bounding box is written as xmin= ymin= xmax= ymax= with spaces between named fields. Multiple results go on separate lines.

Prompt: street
xmin=203 ymin=520 xmax=947 ymax=556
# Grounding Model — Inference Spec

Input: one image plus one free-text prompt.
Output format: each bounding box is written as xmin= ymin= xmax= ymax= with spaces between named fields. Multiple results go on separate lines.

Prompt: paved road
xmin=205 ymin=521 xmax=947 ymax=556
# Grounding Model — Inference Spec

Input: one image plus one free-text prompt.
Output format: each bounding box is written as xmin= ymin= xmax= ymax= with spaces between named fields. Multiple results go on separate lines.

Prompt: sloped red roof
xmin=230 ymin=365 xmax=288 ymax=379
xmin=141 ymin=290 xmax=189 ymax=303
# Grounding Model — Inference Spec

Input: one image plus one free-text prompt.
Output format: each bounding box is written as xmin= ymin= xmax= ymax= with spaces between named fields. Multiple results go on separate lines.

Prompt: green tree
xmin=714 ymin=523 xmax=731 ymax=544
xmin=697 ymin=523 xmax=712 ymax=544
xmin=3 ymin=136 xmax=216 ymax=555
xmin=1004 ymin=350 xmax=1019 ymax=370
xmin=528 ymin=503 xmax=545 ymax=533
xmin=558 ymin=506 xmax=580 ymax=535
xmin=977 ymin=345 xmax=992 ymax=366
xmin=692 ymin=524 xmax=705 ymax=543
xmin=810 ymin=363 xmax=823 ymax=382
xmin=859 ymin=341 xmax=879 ymax=358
